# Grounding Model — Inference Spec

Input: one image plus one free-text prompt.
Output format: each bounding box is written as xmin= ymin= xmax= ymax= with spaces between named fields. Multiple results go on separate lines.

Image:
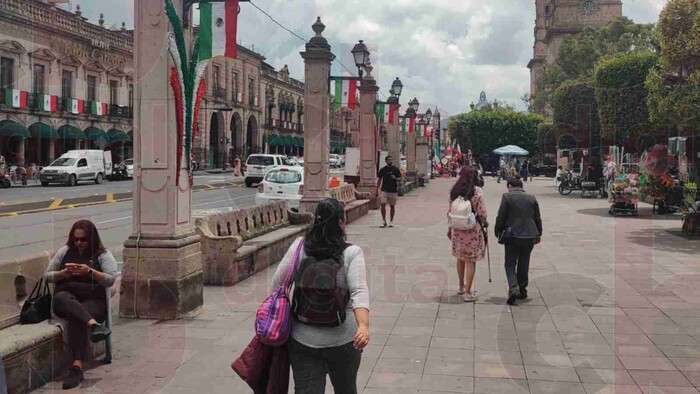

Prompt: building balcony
xmin=213 ymin=87 xmax=227 ymax=100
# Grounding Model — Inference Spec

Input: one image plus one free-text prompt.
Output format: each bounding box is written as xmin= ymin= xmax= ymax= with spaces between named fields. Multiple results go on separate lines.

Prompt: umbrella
xmin=493 ymin=145 xmax=529 ymax=156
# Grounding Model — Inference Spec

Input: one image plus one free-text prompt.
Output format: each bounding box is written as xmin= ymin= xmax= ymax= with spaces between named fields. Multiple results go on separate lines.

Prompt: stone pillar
xmin=48 ymin=139 xmax=55 ymax=163
xmin=406 ymin=117 xmax=417 ymax=179
xmin=120 ymin=0 xmax=203 ymax=319
xmin=357 ymin=61 xmax=379 ymax=205
xmin=299 ymin=18 xmax=334 ymax=214
xmin=387 ymin=100 xmax=400 ymax=170
xmin=17 ymin=138 xmax=25 ymax=167
xmin=416 ymin=142 xmax=429 ymax=181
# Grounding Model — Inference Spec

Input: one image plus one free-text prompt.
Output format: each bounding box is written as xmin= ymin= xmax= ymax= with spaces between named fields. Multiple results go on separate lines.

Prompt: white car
xmin=244 ymin=154 xmax=291 ymax=187
xmin=329 ymin=154 xmax=341 ymax=168
xmin=255 ymin=166 xmax=304 ymax=210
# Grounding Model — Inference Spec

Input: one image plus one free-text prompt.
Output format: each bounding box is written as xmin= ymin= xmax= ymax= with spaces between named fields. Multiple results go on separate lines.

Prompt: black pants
xmin=53 ymin=286 xmax=106 ymax=362
xmin=504 ymin=238 xmax=536 ymax=297
xmin=288 ymin=337 xmax=362 ymax=394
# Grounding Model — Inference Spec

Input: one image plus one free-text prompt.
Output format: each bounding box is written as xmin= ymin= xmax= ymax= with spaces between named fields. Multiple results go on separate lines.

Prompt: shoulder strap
xmin=284 ymin=238 xmax=305 ymax=286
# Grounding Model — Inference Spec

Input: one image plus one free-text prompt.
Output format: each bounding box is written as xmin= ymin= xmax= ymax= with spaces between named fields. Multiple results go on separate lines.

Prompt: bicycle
xmin=558 ymin=170 xmax=581 ymax=196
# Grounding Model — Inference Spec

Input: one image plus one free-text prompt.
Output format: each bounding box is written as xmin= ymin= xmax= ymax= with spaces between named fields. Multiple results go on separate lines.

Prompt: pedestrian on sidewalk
xmin=377 ymin=155 xmax=402 ymax=228
xmin=494 ymin=178 xmax=542 ymax=306
xmin=448 ymin=167 xmax=488 ymax=302
xmin=271 ymin=198 xmax=370 ymax=394
xmin=44 ymin=220 xmax=117 ymax=390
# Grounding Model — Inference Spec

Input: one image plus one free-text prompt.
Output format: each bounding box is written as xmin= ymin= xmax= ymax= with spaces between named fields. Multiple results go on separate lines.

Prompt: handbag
xmin=255 ymin=239 xmax=304 ymax=346
xmin=20 ymin=277 xmax=52 ymax=324
xmin=497 ymin=228 xmax=512 ymax=245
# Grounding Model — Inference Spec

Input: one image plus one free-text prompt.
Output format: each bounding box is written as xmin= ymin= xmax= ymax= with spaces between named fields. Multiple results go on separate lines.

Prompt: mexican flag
xmin=333 ymin=79 xmax=357 ymax=110
xmin=376 ymin=102 xmax=390 ymax=124
xmin=5 ymin=89 xmax=27 ymax=109
xmin=92 ymin=101 xmax=108 ymax=116
xmin=40 ymin=95 xmax=58 ymax=112
xmin=69 ymin=98 xmax=84 ymax=114
xmin=199 ymin=0 xmax=239 ymax=60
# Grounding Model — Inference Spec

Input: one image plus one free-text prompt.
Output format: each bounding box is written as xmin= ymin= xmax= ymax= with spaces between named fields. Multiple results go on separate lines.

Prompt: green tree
xmin=448 ymin=110 xmax=544 ymax=156
xmin=553 ymin=79 xmax=601 ymax=147
xmin=646 ymin=0 xmax=700 ymax=133
xmin=593 ymin=52 xmax=660 ymax=141
xmin=533 ymin=17 xmax=658 ymax=111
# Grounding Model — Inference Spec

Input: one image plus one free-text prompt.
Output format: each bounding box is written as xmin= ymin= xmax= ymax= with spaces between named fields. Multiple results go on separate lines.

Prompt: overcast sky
xmin=64 ymin=0 xmax=666 ymax=118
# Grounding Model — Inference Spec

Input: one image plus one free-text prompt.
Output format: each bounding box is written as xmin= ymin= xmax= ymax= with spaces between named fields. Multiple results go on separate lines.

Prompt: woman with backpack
xmin=448 ymin=167 xmax=488 ymax=302
xmin=270 ymin=198 xmax=370 ymax=393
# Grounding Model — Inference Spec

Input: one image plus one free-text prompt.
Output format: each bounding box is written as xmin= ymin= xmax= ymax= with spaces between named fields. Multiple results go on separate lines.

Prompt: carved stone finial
xmin=75 ymin=4 xmax=82 ymax=17
xmin=121 ymin=22 xmax=126 ymax=31
xmin=312 ymin=17 xmax=325 ymax=38
xmin=99 ymin=13 xmax=105 ymax=27
xmin=364 ymin=58 xmax=374 ymax=79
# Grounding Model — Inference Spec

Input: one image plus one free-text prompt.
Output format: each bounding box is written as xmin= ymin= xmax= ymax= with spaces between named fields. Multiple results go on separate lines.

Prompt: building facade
xmin=528 ymin=0 xmax=622 ymax=115
xmin=0 ymin=0 xmax=134 ymax=167
xmin=194 ymin=42 xmax=265 ymax=169
xmin=261 ymin=63 xmax=304 ymax=157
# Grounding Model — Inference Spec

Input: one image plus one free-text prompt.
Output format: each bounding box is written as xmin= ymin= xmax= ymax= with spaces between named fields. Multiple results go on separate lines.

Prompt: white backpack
xmin=449 ymin=196 xmax=477 ymax=230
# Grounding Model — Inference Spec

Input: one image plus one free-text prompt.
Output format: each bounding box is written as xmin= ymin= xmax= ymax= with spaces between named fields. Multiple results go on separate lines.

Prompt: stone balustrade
xmin=329 ymin=184 xmax=371 ymax=224
xmin=0 ymin=0 xmax=134 ymax=52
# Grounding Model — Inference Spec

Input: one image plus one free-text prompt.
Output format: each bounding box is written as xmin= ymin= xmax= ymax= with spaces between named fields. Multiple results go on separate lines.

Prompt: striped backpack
xmin=255 ymin=238 xmax=304 ymax=346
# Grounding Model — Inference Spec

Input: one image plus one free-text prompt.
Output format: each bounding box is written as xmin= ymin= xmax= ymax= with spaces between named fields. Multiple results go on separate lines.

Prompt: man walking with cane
xmin=495 ymin=178 xmax=542 ymax=306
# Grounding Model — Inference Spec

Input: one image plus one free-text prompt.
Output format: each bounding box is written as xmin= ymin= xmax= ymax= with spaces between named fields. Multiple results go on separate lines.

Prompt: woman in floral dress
xmin=448 ymin=167 xmax=488 ymax=302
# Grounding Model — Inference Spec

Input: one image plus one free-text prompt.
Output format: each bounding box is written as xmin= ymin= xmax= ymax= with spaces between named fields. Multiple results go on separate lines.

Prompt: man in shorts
xmin=377 ymin=155 xmax=402 ymax=228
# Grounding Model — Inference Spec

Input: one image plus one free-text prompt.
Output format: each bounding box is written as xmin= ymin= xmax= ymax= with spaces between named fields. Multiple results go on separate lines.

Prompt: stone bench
xmin=398 ymin=176 xmax=419 ymax=196
xmin=0 ymin=252 xmax=108 ymax=394
xmin=330 ymin=184 xmax=371 ymax=224
xmin=195 ymin=201 xmax=313 ymax=286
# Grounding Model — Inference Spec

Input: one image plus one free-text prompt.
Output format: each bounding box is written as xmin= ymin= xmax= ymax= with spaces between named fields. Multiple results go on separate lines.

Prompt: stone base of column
xmin=300 ymin=194 xmax=330 ymax=214
xmin=357 ymin=182 xmax=379 ymax=210
xmin=119 ymin=233 xmax=203 ymax=319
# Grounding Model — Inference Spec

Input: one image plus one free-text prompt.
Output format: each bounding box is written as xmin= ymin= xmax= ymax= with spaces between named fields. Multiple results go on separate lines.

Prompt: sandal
xmin=457 ymin=286 xmax=465 ymax=295
xmin=463 ymin=293 xmax=476 ymax=303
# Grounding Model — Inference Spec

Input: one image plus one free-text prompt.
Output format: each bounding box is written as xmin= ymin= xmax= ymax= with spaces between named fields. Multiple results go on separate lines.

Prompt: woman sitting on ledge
xmin=45 ymin=220 xmax=117 ymax=390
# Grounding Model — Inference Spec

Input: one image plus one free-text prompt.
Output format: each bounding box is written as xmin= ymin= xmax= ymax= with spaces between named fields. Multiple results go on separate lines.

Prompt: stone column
xmin=357 ymin=61 xmax=379 ymax=205
xmin=416 ymin=141 xmax=429 ymax=182
xmin=387 ymin=99 xmax=400 ymax=169
xmin=299 ymin=18 xmax=334 ymax=214
xmin=120 ymin=0 xmax=203 ymax=319
xmin=406 ymin=115 xmax=417 ymax=179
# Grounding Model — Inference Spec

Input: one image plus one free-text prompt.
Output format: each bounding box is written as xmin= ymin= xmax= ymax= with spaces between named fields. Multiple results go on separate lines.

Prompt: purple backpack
xmin=255 ymin=238 xmax=304 ymax=346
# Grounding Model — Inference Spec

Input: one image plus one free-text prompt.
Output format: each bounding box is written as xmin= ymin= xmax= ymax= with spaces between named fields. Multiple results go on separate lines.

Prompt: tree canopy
xmin=532 ymin=17 xmax=658 ymax=112
xmin=593 ymin=52 xmax=660 ymax=141
xmin=448 ymin=109 xmax=544 ymax=156
xmin=553 ymin=79 xmax=601 ymax=147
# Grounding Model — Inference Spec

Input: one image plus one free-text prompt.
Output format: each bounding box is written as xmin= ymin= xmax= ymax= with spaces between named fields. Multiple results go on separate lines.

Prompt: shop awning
xmin=85 ymin=127 xmax=107 ymax=141
xmin=281 ymin=136 xmax=293 ymax=146
xmin=294 ymin=137 xmax=304 ymax=147
xmin=267 ymin=134 xmax=279 ymax=145
xmin=0 ymin=120 xmax=30 ymax=138
xmin=28 ymin=122 xmax=58 ymax=139
xmin=107 ymin=129 xmax=131 ymax=144
xmin=58 ymin=125 xmax=86 ymax=140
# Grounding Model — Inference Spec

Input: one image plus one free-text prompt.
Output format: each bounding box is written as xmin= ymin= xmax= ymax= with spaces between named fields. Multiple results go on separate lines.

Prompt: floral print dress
xmin=450 ymin=187 xmax=488 ymax=262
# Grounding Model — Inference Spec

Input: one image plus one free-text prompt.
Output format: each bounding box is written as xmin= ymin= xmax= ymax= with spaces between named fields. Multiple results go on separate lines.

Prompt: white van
xmin=244 ymin=154 xmax=291 ymax=187
xmin=40 ymin=150 xmax=108 ymax=186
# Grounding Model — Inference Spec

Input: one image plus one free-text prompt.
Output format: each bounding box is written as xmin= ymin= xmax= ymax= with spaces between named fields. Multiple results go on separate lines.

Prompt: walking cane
xmin=483 ymin=225 xmax=492 ymax=283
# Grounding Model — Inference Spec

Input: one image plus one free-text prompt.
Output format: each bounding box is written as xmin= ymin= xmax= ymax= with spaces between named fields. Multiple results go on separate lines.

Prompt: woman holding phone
xmin=45 ymin=220 xmax=117 ymax=389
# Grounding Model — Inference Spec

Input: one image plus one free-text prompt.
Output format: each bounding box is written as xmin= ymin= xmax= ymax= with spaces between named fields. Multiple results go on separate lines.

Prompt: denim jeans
xmin=504 ymin=238 xmax=536 ymax=297
xmin=288 ymin=337 xmax=362 ymax=394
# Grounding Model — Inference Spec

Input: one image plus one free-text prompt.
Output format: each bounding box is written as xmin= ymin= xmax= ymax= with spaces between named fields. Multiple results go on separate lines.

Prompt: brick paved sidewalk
xmin=35 ymin=176 xmax=700 ymax=393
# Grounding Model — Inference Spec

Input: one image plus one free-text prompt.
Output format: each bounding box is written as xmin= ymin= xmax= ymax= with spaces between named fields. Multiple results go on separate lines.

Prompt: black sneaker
xmin=62 ymin=365 xmax=83 ymax=390
xmin=517 ymin=291 xmax=528 ymax=300
xmin=506 ymin=294 xmax=517 ymax=305
xmin=90 ymin=323 xmax=112 ymax=343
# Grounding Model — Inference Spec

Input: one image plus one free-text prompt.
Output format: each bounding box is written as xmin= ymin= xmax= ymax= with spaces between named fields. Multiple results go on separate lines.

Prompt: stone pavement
xmin=34 ymin=176 xmax=700 ymax=393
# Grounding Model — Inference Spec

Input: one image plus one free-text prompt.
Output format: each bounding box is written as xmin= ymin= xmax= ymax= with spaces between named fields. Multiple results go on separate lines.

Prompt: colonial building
xmin=194 ymin=39 xmax=265 ymax=169
xmin=260 ymin=63 xmax=304 ymax=156
xmin=0 ymin=0 xmax=134 ymax=166
xmin=528 ymin=0 xmax=622 ymax=116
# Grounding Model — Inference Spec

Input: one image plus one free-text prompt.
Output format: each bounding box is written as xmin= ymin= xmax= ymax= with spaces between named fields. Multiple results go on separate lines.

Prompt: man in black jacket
xmin=495 ymin=178 xmax=542 ymax=305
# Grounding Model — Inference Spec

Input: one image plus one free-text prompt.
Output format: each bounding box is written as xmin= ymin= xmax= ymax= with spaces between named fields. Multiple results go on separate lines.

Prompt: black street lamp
xmin=351 ymin=40 xmax=370 ymax=79
xmin=391 ymin=77 xmax=403 ymax=98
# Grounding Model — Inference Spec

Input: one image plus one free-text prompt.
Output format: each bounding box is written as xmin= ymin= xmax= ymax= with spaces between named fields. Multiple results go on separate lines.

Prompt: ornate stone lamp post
xmin=406 ymin=97 xmax=419 ymax=179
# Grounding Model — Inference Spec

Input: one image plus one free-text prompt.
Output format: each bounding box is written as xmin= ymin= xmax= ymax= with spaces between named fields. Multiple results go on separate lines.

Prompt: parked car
xmin=40 ymin=150 xmax=108 ymax=186
xmin=254 ymin=166 xmax=304 ymax=209
xmin=244 ymin=154 xmax=291 ymax=187
xmin=330 ymin=154 xmax=341 ymax=168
